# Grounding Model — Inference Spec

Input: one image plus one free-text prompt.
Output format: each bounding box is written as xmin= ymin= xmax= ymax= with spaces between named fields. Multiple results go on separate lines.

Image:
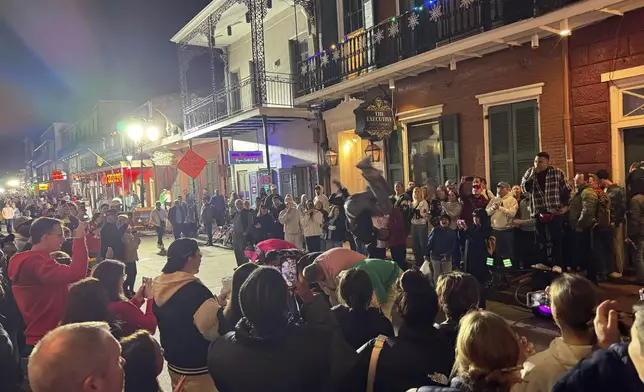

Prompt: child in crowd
xmin=457 ymin=208 xmax=492 ymax=309
xmin=426 ymin=214 xmax=457 ymax=284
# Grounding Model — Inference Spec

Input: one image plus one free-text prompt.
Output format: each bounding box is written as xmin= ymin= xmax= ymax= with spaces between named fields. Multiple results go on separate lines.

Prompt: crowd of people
xmin=1 ymin=151 xmax=644 ymax=392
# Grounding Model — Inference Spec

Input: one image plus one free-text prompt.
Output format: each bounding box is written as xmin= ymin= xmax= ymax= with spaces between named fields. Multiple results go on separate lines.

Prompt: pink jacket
xmin=315 ymin=248 xmax=365 ymax=290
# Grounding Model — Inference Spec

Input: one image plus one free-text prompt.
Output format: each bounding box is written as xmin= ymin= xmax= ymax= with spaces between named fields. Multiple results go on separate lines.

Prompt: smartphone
xmin=281 ymin=259 xmax=297 ymax=287
xmin=526 ymin=291 xmax=550 ymax=308
xmin=221 ymin=276 xmax=233 ymax=292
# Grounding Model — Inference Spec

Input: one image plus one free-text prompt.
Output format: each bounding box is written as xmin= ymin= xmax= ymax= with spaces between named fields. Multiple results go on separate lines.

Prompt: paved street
xmin=133 ymin=234 xmax=571 ymax=390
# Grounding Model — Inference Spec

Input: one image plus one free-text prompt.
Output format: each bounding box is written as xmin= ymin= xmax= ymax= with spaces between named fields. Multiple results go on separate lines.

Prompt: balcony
xmin=295 ymin=0 xmax=640 ymax=103
xmin=184 ymin=72 xmax=304 ymax=138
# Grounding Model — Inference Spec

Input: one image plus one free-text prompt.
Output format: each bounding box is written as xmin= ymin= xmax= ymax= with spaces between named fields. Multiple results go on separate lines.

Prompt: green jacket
xmin=345 ymin=259 xmax=401 ymax=303
xmin=569 ymin=185 xmax=598 ymax=230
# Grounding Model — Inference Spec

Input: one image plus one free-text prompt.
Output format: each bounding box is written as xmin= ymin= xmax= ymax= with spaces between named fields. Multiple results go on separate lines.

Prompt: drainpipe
xmin=562 ymin=38 xmax=574 ymax=180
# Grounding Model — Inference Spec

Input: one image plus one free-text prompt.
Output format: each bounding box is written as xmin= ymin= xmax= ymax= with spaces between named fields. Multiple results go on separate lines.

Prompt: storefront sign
xmin=354 ymin=97 xmax=395 ymax=140
xmin=106 ymin=173 xmax=122 ymax=184
xmin=38 ymin=184 xmax=49 ymax=191
xmin=229 ymin=151 xmax=264 ymax=165
xmin=177 ymin=149 xmax=207 ymax=179
xmin=51 ymin=171 xmax=66 ymax=181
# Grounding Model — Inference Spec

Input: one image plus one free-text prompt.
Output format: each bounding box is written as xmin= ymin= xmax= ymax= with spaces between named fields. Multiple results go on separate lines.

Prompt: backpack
xmin=595 ymin=189 xmax=611 ymax=229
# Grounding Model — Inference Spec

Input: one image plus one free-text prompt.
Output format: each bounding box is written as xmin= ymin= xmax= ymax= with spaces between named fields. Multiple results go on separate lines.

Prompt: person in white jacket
xmin=3 ymin=201 xmax=16 ymax=233
xmin=300 ymin=200 xmax=323 ymax=252
xmin=486 ymin=182 xmax=518 ymax=268
xmin=278 ymin=200 xmax=303 ymax=248
xmin=514 ymin=274 xmax=596 ymax=392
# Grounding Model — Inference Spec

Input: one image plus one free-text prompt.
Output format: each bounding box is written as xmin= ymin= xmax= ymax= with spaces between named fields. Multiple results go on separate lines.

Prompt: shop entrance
xmin=338 ymin=130 xmax=369 ymax=194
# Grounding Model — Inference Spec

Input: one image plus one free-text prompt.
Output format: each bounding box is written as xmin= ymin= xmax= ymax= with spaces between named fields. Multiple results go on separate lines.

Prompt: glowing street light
xmin=6 ymin=179 xmax=20 ymax=188
xmin=126 ymin=124 xmax=144 ymax=142
xmin=125 ymin=121 xmax=159 ymax=208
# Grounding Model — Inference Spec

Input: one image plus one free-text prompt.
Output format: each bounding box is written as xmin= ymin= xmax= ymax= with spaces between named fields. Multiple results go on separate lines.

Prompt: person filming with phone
xmin=92 ymin=259 xmax=157 ymax=337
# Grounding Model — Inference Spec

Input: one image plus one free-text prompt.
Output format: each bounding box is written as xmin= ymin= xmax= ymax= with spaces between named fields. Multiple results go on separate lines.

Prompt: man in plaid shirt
xmin=521 ymin=152 xmax=572 ymax=270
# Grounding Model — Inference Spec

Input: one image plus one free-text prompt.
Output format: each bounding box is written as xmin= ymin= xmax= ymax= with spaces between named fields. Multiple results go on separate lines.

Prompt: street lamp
xmin=364 ymin=141 xmax=382 ymax=163
xmin=324 ymin=149 xmax=338 ymax=166
xmin=126 ymin=122 xmax=159 ymax=208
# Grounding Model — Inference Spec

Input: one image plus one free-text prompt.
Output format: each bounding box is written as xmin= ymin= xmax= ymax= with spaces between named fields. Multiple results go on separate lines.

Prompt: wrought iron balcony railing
xmin=296 ymin=0 xmax=581 ymax=97
xmin=184 ymin=72 xmax=297 ymax=136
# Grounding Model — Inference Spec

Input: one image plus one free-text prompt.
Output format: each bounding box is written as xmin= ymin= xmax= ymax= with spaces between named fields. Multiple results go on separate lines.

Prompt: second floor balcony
xmin=295 ymin=0 xmax=640 ymax=103
xmin=184 ymin=72 xmax=297 ymax=136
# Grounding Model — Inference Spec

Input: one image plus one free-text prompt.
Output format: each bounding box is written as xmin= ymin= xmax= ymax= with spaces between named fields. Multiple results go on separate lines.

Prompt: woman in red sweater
xmin=92 ymin=259 xmax=157 ymax=336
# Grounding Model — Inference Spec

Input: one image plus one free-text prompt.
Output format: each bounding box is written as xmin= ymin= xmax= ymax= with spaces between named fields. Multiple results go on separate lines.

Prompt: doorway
xmin=624 ymin=127 xmax=644 ymax=175
xmin=236 ymin=170 xmax=248 ymax=199
xmin=338 ymin=130 xmax=369 ymax=194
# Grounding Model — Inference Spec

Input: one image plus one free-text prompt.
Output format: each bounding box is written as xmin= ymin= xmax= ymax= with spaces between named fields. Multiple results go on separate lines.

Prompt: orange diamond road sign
xmin=177 ymin=150 xmax=207 ymax=179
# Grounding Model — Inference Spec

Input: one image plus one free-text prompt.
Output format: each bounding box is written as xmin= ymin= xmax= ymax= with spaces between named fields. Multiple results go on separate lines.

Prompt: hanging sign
xmin=106 ymin=173 xmax=122 ymax=184
xmin=152 ymin=150 xmax=174 ymax=166
xmin=177 ymin=149 xmax=207 ymax=179
xmin=229 ymin=151 xmax=264 ymax=165
xmin=38 ymin=184 xmax=49 ymax=191
xmin=354 ymin=96 xmax=395 ymax=141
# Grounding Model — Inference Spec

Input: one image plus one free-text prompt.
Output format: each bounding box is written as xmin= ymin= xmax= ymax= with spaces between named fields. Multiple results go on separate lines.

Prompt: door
xmin=624 ymin=127 xmax=644 ymax=177
xmin=229 ymin=71 xmax=241 ymax=113
xmin=237 ymin=170 xmax=249 ymax=199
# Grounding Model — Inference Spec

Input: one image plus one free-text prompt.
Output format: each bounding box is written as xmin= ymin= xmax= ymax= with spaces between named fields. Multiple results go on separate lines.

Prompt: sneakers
xmin=609 ymin=272 xmax=623 ymax=278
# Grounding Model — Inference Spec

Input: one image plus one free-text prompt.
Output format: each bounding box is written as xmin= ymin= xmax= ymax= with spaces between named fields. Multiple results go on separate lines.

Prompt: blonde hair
xmin=454 ymin=311 xmax=523 ymax=392
xmin=549 ymin=274 xmax=597 ymax=334
xmin=412 ymin=187 xmax=423 ymax=202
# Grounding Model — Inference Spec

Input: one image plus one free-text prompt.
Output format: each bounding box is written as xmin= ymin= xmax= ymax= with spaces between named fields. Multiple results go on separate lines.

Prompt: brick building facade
xmin=569 ymin=8 xmax=644 ymax=175
xmin=391 ymin=37 xmax=566 ymax=181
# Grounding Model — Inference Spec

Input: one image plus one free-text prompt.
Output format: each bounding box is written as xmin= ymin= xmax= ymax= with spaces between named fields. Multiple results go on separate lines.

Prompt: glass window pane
xmin=407 ymin=120 xmax=440 ymax=188
xmin=623 ymin=88 xmax=644 ymax=117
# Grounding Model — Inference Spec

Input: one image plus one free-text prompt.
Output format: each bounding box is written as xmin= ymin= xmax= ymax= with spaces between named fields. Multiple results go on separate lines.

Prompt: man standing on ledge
xmin=521 ymin=152 xmax=571 ymax=271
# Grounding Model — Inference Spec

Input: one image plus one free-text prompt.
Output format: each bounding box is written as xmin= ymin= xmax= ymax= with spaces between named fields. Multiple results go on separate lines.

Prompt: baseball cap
xmin=496 ymin=182 xmax=511 ymax=189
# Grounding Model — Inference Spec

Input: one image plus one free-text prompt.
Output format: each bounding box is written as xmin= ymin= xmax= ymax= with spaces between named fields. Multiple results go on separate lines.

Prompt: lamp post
xmin=126 ymin=123 xmax=159 ymax=208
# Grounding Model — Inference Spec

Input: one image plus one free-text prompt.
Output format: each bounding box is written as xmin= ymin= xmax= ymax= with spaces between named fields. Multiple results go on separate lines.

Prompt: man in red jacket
xmin=8 ymin=217 xmax=88 ymax=349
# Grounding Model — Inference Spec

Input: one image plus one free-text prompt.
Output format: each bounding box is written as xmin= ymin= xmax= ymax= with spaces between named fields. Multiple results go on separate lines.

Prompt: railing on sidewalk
xmin=184 ymin=72 xmax=297 ymax=136
xmin=296 ymin=0 xmax=581 ymax=97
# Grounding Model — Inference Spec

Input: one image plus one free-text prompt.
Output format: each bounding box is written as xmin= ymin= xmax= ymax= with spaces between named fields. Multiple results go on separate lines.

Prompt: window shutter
xmin=439 ymin=114 xmax=460 ymax=184
xmin=512 ymin=100 xmax=539 ymax=185
xmin=488 ymin=104 xmax=513 ymax=187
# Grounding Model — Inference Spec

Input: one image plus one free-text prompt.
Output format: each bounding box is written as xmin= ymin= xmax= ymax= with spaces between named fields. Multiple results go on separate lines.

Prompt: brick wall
xmin=389 ymin=38 xmax=565 ymax=178
xmin=569 ymin=8 xmax=644 ymax=175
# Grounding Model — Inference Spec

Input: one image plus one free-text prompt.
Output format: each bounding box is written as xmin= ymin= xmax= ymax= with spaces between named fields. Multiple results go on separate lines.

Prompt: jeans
xmin=305 ymin=236 xmax=322 ymax=252
xmin=634 ymin=240 xmax=644 ymax=284
xmin=573 ymin=229 xmax=596 ymax=283
xmin=514 ymin=229 xmax=536 ymax=269
xmin=431 ymin=255 xmax=453 ymax=284
xmin=534 ymin=214 xmax=564 ymax=267
xmin=155 ymin=225 xmax=165 ymax=247
xmin=325 ymin=240 xmax=343 ymax=251
xmin=594 ymin=227 xmax=612 ymax=279
xmin=368 ymin=245 xmax=386 ymax=259
xmin=172 ymin=222 xmax=183 ymax=240
xmin=411 ymin=224 xmax=428 ymax=267
xmin=204 ymin=222 xmax=213 ymax=244
xmin=6 ymin=218 xmax=13 ymax=233
xmin=353 ymin=235 xmax=368 ymax=256
xmin=611 ymin=223 xmax=625 ymax=274
xmin=390 ymin=245 xmax=408 ymax=271
xmin=233 ymin=234 xmax=248 ymax=266
xmin=123 ymin=262 xmax=137 ymax=295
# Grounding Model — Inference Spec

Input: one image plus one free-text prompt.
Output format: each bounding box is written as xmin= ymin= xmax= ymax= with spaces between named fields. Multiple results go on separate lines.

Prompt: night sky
xmin=0 ymin=0 xmax=211 ymax=171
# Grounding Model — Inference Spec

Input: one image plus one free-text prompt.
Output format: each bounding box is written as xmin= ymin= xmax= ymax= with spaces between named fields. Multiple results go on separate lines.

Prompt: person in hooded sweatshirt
xmin=8 ymin=217 xmax=88 ymax=351
xmin=514 ymin=274 xmax=596 ymax=392
xmin=208 ymin=266 xmax=356 ymax=392
xmin=331 ymin=268 xmax=393 ymax=350
xmin=151 ymin=238 xmax=221 ymax=392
